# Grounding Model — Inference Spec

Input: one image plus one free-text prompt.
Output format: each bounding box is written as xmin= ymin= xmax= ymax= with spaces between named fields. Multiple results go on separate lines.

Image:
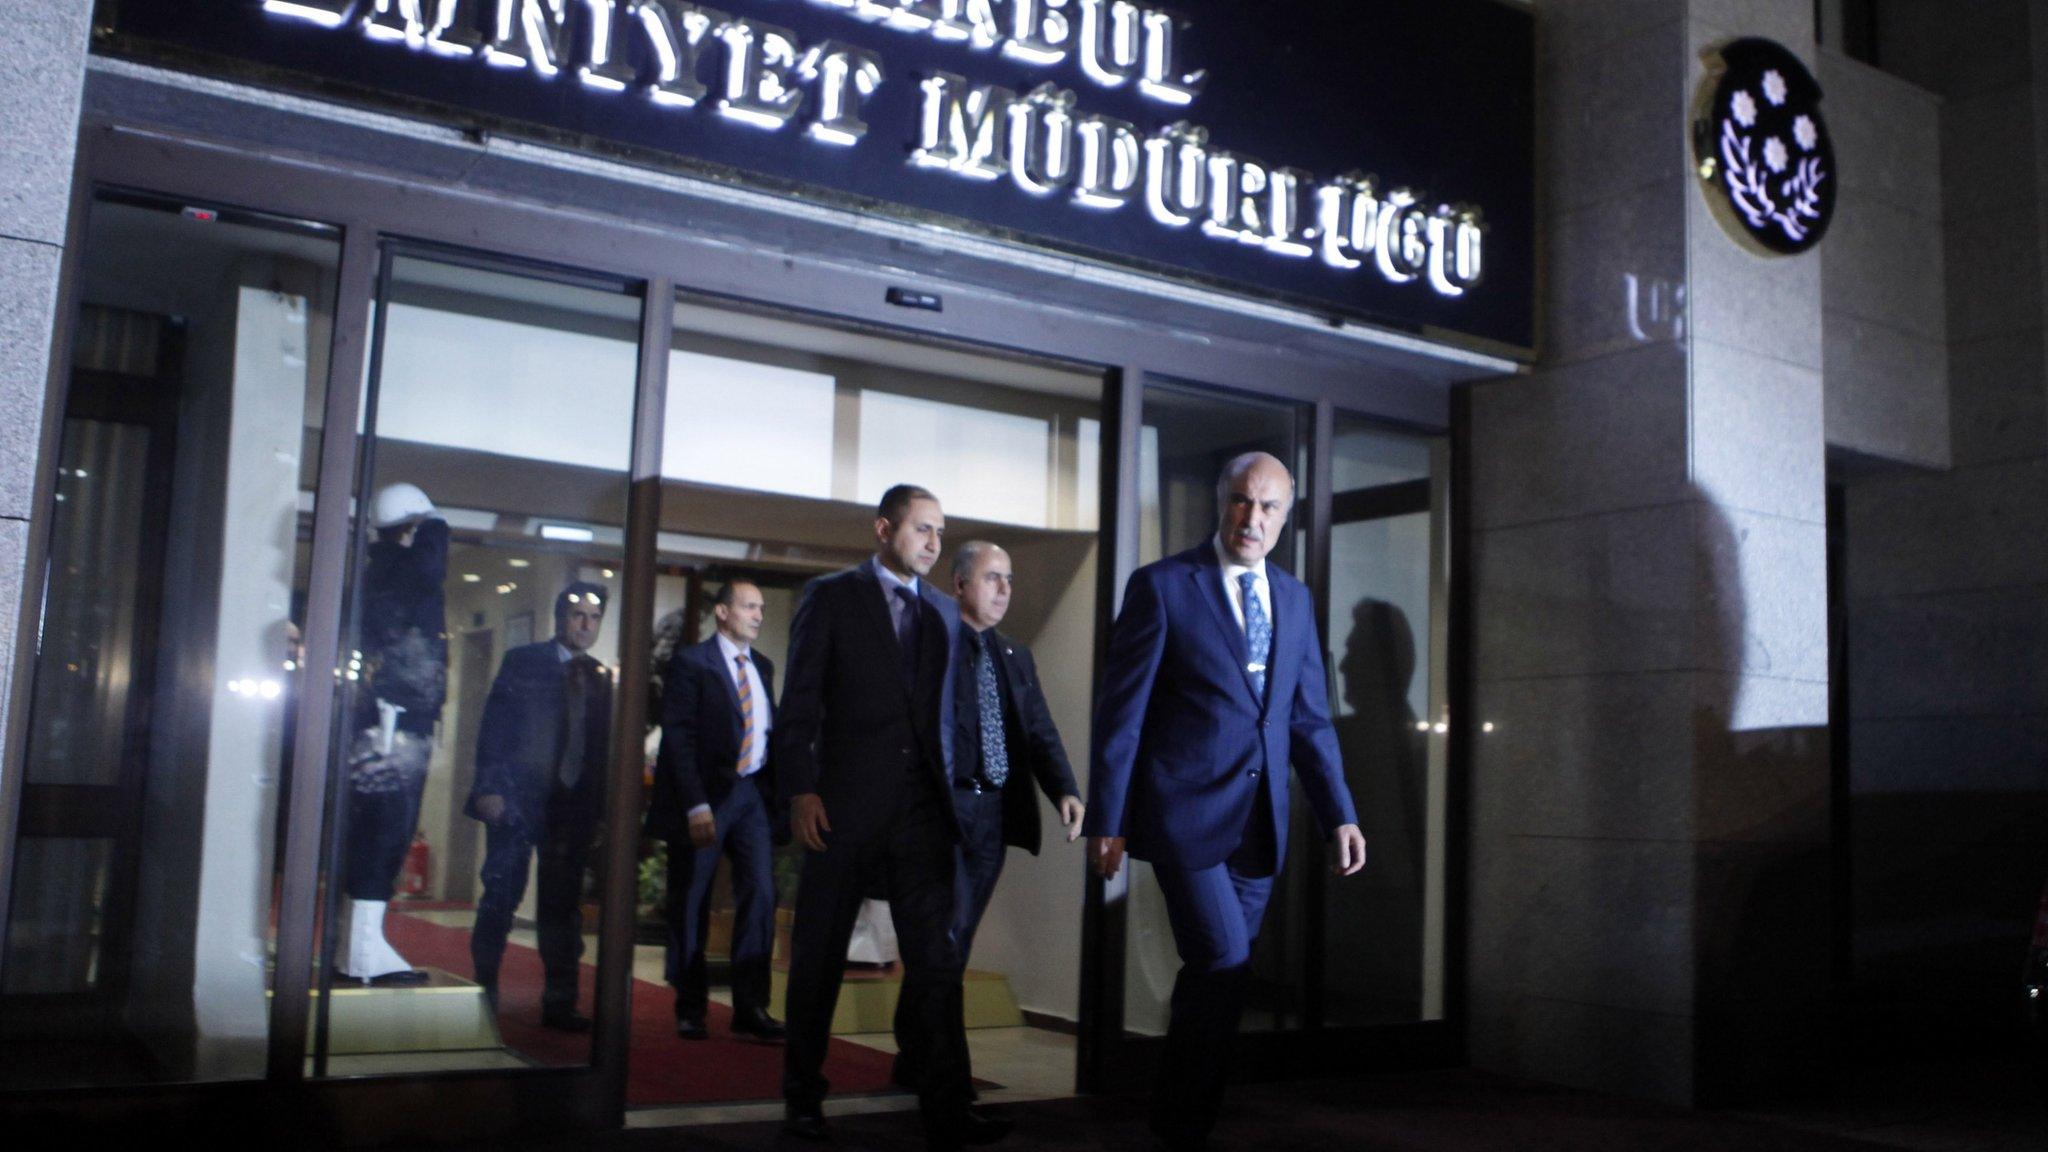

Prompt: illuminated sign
xmin=1693 ymin=38 xmax=1835 ymax=255
xmin=103 ymin=1 xmax=1533 ymax=348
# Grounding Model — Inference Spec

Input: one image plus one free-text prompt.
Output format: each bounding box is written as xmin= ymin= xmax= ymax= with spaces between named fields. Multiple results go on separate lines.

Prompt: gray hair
xmin=951 ymin=539 xmax=1005 ymax=583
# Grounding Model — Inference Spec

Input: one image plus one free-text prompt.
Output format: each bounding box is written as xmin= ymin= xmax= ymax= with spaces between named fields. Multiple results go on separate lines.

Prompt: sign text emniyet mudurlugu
xmin=265 ymin=0 xmax=1486 ymax=296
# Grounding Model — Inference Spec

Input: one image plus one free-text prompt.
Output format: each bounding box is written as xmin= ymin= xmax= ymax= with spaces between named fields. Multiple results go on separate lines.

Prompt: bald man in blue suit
xmin=1085 ymin=451 xmax=1368 ymax=1152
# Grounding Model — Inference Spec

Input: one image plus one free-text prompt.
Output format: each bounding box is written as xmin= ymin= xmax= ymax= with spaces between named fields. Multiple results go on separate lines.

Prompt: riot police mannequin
xmin=338 ymin=482 xmax=449 ymax=984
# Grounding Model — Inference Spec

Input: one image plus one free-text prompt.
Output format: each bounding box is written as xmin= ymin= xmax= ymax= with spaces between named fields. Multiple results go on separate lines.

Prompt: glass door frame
xmin=1078 ymin=380 xmax=1467 ymax=1093
xmin=0 ymin=112 xmax=1475 ymax=1136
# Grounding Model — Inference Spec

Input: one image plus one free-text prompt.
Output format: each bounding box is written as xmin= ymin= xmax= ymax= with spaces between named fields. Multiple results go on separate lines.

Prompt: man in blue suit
xmin=1085 ymin=452 xmax=1367 ymax=1152
xmin=467 ymin=581 xmax=613 ymax=1032
xmin=645 ymin=578 xmax=786 ymax=1043
xmin=775 ymin=485 xmax=1008 ymax=1149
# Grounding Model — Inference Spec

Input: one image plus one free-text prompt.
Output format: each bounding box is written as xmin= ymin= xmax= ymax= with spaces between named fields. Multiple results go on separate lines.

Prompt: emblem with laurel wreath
xmin=1696 ymin=41 xmax=1835 ymax=254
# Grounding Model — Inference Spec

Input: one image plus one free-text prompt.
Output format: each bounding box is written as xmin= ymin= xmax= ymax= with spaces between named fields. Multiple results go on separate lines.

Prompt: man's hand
xmin=474 ymin=794 xmax=507 ymax=825
xmin=687 ymin=808 xmax=717 ymax=850
xmin=1090 ymin=835 xmax=1126 ymax=879
xmin=1332 ymin=824 xmax=1367 ymax=876
xmin=791 ymin=793 xmax=831 ymax=852
xmin=1058 ymin=796 xmax=1086 ymax=843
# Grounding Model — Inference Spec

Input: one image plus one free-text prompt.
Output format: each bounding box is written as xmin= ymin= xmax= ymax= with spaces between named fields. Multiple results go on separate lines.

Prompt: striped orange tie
xmin=734 ymin=653 xmax=755 ymax=775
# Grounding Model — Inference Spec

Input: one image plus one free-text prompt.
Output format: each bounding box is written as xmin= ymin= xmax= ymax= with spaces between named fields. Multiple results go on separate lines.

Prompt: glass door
xmin=1083 ymin=381 xmax=1454 ymax=1088
xmin=306 ymin=248 xmax=646 ymax=1077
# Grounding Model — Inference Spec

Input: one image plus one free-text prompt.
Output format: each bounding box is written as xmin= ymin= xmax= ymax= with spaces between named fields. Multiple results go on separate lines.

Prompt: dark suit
xmin=950 ymin=626 xmax=1079 ymax=957
xmin=1084 ymin=542 xmax=1358 ymax=1146
xmin=644 ymin=636 xmax=782 ymax=1023
xmin=466 ymin=641 xmax=611 ymax=1012
xmin=774 ymin=558 xmax=972 ymax=1119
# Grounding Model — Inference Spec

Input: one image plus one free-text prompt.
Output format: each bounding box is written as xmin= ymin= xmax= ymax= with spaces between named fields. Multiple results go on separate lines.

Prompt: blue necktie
xmin=1240 ymin=571 xmax=1270 ymax=699
xmin=971 ymin=632 xmax=1010 ymax=787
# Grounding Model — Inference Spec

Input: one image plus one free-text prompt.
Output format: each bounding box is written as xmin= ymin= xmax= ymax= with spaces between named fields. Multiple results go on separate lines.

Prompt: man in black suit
xmin=645 ymin=579 xmax=786 ymax=1043
xmin=466 ymin=581 xmax=612 ymax=1032
xmin=946 ymin=541 xmax=1084 ymax=957
xmin=776 ymin=485 xmax=1008 ymax=1149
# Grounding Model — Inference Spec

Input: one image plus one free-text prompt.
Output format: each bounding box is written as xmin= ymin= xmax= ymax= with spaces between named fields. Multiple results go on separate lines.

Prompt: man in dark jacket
xmin=467 ymin=581 xmax=612 ymax=1031
xmin=945 ymin=541 xmax=1083 ymax=958
xmin=645 ymin=578 xmax=786 ymax=1042
xmin=775 ymin=485 xmax=1007 ymax=1149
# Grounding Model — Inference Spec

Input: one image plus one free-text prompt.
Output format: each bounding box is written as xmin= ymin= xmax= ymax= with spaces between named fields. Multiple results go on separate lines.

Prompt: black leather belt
xmin=953 ymin=777 xmax=1000 ymax=795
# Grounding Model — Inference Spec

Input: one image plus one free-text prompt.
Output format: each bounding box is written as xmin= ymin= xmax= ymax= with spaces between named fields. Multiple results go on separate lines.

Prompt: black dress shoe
xmin=783 ymin=1101 xmax=830 ymax=1142
xmin=1148 ymin=1116 xmax=1206 ymax=1152
xmin=675 ymin=1015 xmax=707 ymax=1040
xmin=730 ymin=1008 xmax=786 ymax=1042
xmin=927 ymin=1105 xmax=1012 ymax=1149
xmin=541 ymin=1008 xmax=594 ymax=1033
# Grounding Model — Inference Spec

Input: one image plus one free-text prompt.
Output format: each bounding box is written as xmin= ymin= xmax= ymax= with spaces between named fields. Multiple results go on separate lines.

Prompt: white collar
xmin=714 ymin=631 xmax=751 ymax=663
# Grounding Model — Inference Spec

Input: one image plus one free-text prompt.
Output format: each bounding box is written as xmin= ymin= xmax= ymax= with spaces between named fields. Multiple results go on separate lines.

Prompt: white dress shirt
xmin=871 ymin=555 xmax=920 ymax=635
xmin=687 ymin=631 xmax=772 ymax=820
xmin=1213 ymin=534 xmax=1273 ymax=635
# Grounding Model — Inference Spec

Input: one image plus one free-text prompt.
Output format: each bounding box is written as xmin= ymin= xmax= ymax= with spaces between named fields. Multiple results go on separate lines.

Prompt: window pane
xmin=309 ymin=255 xmax=641 ymax=1076
xmin=0 ymin=195 xmax=342 ymax=1087
xmin=1323 ymin=418 xmax=1448 ymax=1026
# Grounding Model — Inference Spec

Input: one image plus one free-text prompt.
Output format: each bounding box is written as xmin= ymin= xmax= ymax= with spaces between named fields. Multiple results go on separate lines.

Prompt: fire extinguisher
xmin=399 ymin=831 xmax=431 ymax=898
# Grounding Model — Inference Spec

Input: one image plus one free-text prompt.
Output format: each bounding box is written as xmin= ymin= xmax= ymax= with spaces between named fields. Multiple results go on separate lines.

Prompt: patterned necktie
xmin=894 ymin=585 xmax=920 ymax=682
xmin=734 ymin=652 xmax=757 ymax=776
xmin=1239 ymin=571 xmax=1271 ymax=699
xmin=559 ymin=655 xmax=595 ymax=789
xmin=972 ymin=632 xmax=1010 ymax=787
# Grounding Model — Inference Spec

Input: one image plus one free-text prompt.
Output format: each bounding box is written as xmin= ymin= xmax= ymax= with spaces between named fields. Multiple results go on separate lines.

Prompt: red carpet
xmin=383 ymin=909 xmax=903 ymax=1105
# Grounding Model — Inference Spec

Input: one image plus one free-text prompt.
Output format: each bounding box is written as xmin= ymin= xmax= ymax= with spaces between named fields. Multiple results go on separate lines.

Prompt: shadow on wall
xmin=1690 ymin=496 xmax=1833 ymax=1105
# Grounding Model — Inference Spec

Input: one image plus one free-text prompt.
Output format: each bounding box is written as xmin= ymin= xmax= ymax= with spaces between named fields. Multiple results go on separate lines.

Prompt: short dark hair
xmin=876 ymin=484 xmax=938 ymax=525
xmin=554 ymin=580 xmax=609 ymax=623
xmin=712 ymin=579 xmax=760 ymax=609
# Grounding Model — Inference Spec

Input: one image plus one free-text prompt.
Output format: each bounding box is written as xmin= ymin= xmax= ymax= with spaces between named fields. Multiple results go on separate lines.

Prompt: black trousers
xmin=342 ymin=728 xmax=431 ymax=902
xmin=950 ymin=785 xmax=1008 ymax=960
xmin=471 ymin=792 xmax=594 ymax=1012
xmin=783 ymin=783 xmax=971 ymax=1118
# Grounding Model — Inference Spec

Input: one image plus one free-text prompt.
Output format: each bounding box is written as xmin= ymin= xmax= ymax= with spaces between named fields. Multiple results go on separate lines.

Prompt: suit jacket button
xmin=1248 ymin=768 xmax=1262 ymax=778
xmin=1258 ymin=718 xmax=1270 ymax=729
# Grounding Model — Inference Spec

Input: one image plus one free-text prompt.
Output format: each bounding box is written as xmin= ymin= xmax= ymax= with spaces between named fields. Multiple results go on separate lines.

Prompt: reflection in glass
xmin=312 ymin=256 xmax=640 ymax=1075
xmin=0 ymin=196 xmax=341 ymax=1087
xmin=1323 ymin=419 xmax=1447 ymax=1025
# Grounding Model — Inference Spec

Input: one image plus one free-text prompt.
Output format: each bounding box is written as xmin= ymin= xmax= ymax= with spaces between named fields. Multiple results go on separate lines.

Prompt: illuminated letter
xmin=1427 ymin=205 xmax=1485 ymax=295
xmin=1143 ymin=120 xmax=1208 ymax=227
xmin=911 ymin=71 xmax=1014 ymax=180
xmin=635 ymin=1 xmax=724 ymax=107
xmin=714 ymin=17 xmax=808 ymax=130
xmin=425 ymin=0 xmax=488 ymax=56
xmin=486 ymin=0 xmax=570 ymax=74
xmin=1003 ymin=0 xmax=1070 ymax=66
xmin=1008 ymin=83 xmax=1078 ymax=195
xmin=1315 ymin=172 xmax=1378 ymax=270
xmin=1138 ymin=8 xmax=1204 ymax=105
xmin=950 ymin=0 xmax=1003 ymax=47
xmin=364 ymin=0 xmax=424 ymax=43
xmin=801 ymin=42 xmax=885 ymax=144
xmin=1077 ymin=0 xmax=1140 ymax=88
xmin=1376 ymin=190 xmax=1429 ymax=283
xmin=579 ymin=0 xmax=638 ymax=89
xmin=263 ymin=0 xmax=355 ymax=28
xmin=1261 ymin=167 xmax=1314 ymax=258
xmin=1072 ymin=113 xmax=1140 ymax=208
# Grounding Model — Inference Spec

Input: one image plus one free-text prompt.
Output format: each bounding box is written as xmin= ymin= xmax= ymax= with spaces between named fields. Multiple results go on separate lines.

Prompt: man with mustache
xmin=1086 ymin=452 xmax=1367 ymax=1152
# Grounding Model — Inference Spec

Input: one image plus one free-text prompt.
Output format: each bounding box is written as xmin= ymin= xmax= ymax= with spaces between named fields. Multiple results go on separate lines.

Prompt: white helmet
xmin=371 ymin=482 xmax=436 ymax=528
